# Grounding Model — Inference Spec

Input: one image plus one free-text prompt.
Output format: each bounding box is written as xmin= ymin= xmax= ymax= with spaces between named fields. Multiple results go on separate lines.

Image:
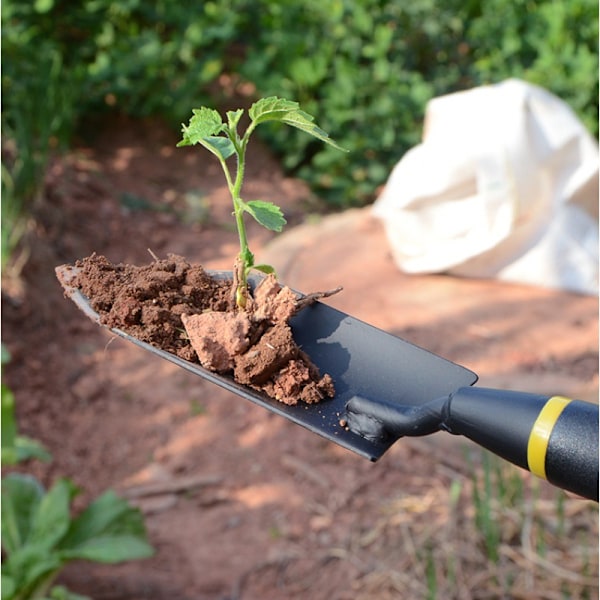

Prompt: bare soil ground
xmin=2 ymin=115 xmax=598 ymax=600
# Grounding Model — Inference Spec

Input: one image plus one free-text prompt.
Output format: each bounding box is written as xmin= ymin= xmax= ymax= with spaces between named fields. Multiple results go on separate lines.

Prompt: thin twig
xmin=147 ymin=248 xmax=160 ymax=262
xmin=294 ymin=286 xmax=343 ymax=314
xmin=118 ymin=473 xmax=223 ymax=499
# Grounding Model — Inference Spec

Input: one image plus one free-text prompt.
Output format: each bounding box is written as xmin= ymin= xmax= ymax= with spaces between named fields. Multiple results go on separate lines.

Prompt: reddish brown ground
xmin=2 ymin=115 xmax=598 ymax=600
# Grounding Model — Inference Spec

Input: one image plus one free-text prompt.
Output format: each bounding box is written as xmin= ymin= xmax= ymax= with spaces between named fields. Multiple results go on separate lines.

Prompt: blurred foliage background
xmin=2 ymin=0 xmax=598 ymax=262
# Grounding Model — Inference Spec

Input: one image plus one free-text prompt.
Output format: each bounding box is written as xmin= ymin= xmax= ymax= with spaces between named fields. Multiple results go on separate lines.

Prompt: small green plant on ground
xmin=177 ymin=96 xmax=346 ymax=307
xmin=1 ymin=347 xmax=51 ymax=467
xmin=397 ymin=448 xmax=597 ymax=598
xmin=1 ymin=346 xmax=154 ymax=600
xmin=1 ymin=476 xmax=154 ymax=600
xmin=466 ymin=449 xmax=597 ymax=596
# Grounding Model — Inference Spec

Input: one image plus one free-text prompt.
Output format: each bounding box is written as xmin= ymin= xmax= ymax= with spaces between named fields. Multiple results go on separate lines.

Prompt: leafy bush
xmin=2 ymin=4 xmax=77 ymax=270
xmin=1 ymin=13 xmax=80 ymax=269
xmin=240 ymin=0 xmax=598 ymax=205
xmin=1 ymin=0 xmax=243 ymax=265
xmin=464 ymin=0 xmax=598 ymax=136
xmin=2 ymin=0 xmax=597 ymax=220
xmin=2 ymin=0 xmax=241 ymax=121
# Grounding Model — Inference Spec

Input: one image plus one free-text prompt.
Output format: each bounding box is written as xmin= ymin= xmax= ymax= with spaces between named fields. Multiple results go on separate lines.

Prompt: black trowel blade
xmin=289 ymin=303 xmax=478 ymax=459
xmin=56 ymin=265 xmax=478 ymax=461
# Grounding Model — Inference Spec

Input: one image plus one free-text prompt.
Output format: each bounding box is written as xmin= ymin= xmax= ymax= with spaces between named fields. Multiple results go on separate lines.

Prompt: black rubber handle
xmin=446 ymin=387 xmax=598 ymax=501
xmin=344 ymin=388 xmax=598 ymax=501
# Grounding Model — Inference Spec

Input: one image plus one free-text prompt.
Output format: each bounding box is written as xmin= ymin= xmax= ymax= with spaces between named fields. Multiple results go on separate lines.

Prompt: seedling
xmin=177 ymin=96 xmax=346 ymax=307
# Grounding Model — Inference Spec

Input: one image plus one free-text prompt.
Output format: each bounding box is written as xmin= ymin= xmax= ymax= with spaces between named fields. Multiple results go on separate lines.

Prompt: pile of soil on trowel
xmin=68 ymin=253 xmax=336 ymax=405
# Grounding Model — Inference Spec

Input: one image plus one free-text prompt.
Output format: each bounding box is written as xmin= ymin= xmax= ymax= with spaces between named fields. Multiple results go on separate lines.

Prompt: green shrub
xmin=465 ymin=0 xmax=599 ymax=136
xmin=2 ymin=2 xmax=81 ymax=267
xmin=240 ymin=0 xmax=598 ymax=205
xmin=2 ymin=0 xmax=597 ymax=218
xmin=1 ymin=0 xmax=242 ymax=264
xmin=2 ymin=0 xmax=242 ymax=121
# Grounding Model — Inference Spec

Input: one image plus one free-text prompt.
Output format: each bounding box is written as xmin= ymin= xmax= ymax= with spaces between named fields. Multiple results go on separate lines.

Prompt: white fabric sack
xmin=373 ymin=79 xmax=599 ymax=295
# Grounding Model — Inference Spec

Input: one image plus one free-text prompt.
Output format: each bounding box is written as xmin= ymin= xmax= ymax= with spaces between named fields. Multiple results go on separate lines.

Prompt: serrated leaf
xmin=177 ymin=107 xmax=225 ymax=147
xmin=249 ymin=97 xmax=346 ymax=151
xmin=281 ymin=110 xmax=347 ymax=151
xmin=243 ymin=200 xmax=287 ymax=232
xmin=249 ymin=97 xmax=300 ymax=124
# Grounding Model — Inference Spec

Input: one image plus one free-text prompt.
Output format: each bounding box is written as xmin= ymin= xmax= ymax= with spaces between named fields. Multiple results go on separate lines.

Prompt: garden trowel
xmin=56 ymin=266 xmax=598 ymax=501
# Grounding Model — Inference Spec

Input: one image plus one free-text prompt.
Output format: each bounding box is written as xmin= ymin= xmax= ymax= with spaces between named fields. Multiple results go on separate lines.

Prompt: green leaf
xmin=34 ymin=0 xmax=54 ymax=12
xmin=242 ymin=200 xmax=287 ymax=232
xmin=1 ymin=474 xmax=44 ymax=554
xmin=280 ymin=110 xmax=347 ymax=151
xmin=15 ymin=436 xmax=52 ymax=463
xmin=251 ymin=264 xmax=276 ymax=275
xmin=60 ymin=490 xmax=150 ymax=553
xmin=2 ymin=383 xmax=51 ymax=466
xmin=249 ymin=96 xmax=346 ymax=151
xmin=249 ymin=97 xmax=300 ymax=124
xmin=177 ymin=107 xmax=225 ymax=147
xmin=29 ymin=479 xmax=77 ymax=550
xmin=0 ymin=448 xmax=17 ymax=467
xmin=227 ymin=108 xmax=244 ymax=131
xmin=59 ymin=535 xmax=153 ymax=564
xmin=2 ymin=543 xmax=62 ymax=596
xmin=1 ymin=343 xmax=11 ymax=364
xmin=48 ymin=584 xmax=91 ymax=600
xmin=1 ymin=383 xmax=17 ymax=465
xmin=199 ymin=136 xmax=236 ymax=161
xmin=176 ymin=107 xmax=235 ymax=160
xmin=1 ymin=574 xmax=16 ymax=600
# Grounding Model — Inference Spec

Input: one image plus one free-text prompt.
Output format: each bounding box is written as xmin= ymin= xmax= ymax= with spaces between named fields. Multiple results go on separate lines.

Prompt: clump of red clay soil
xmin=67 ymin=253 xmax=338 ymax=405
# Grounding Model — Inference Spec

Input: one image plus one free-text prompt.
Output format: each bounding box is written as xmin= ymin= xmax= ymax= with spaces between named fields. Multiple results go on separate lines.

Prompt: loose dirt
xmin=62 ymin=253 xmax=335 ymax=405
xmin=2 ymin=115 xmax=597 ymax=600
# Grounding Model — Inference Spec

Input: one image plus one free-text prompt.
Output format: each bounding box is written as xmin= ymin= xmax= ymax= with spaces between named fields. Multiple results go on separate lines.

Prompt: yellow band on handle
xmin=527 ymin=396 xmax=572 ymax=479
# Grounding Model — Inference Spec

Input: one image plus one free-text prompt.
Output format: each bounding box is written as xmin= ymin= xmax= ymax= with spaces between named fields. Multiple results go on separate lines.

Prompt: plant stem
xmin=219 ymin=136 xmax=253 ymax=307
